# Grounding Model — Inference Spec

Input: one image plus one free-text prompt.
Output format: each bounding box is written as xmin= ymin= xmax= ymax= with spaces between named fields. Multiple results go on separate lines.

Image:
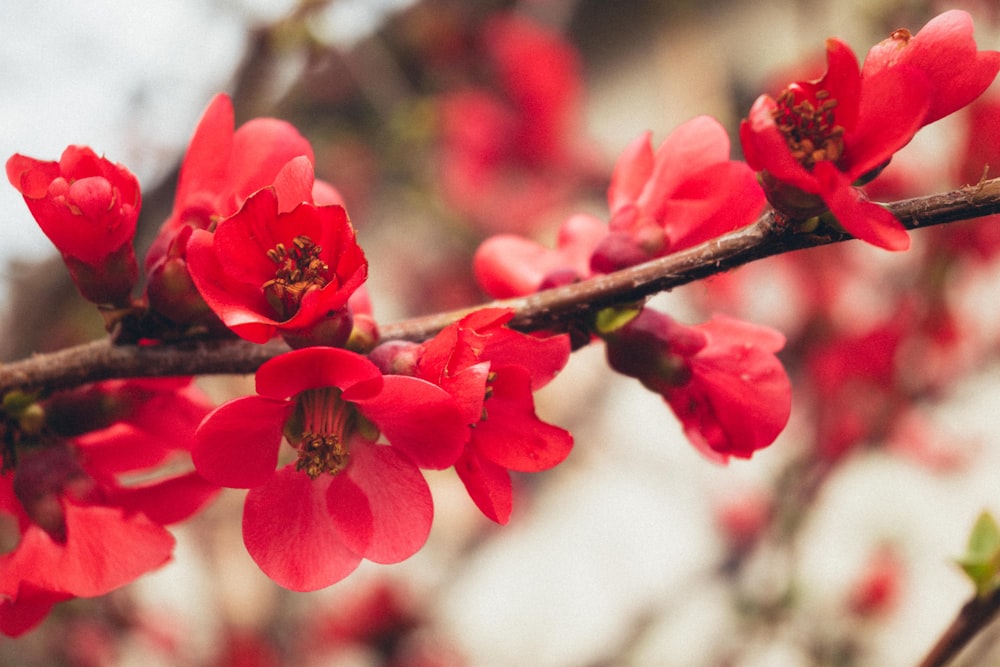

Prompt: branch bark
xmin=917 ymin=587 xmax=1000 ymax=667
xmin=2 ymin=177 xmax=999 ymax=396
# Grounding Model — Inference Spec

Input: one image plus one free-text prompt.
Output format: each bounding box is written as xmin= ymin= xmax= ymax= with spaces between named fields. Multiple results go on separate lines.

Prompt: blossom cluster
xmin=1 ymin=8 xmax=997 ymax=639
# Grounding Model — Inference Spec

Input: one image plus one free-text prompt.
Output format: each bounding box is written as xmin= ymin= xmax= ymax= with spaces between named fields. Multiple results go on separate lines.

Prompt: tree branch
xmin=2 ymin=178 xmax=999 ymax=396
xmin=917 ymin=587 xmax=1000 ymax=667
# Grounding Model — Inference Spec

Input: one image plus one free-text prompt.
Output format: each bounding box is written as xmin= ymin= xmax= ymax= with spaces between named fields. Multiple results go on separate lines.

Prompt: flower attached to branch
xmin=192 ymin=347 xmax=467 ymax=591
xmin=602 ymin=308 xmax=791 ymax=462
xmin=591 ymin=116 xmax=766 ymax=272
xmin=144 ymin=93 xmax=344 ymax=326
xmin=740 ymin=9 xmax=999 ymax=251
xmin=6 ymin=146 xmax=140 ymax=306
xmin=473 ymin=115 xmax=765 ymax=298
xmin=473 ymin=213 xmax=606 ymax=298
xmin=374 ymin=308 xmax=573 ymax=523
xmin=185 ymin=188 xmax=368 ymax=346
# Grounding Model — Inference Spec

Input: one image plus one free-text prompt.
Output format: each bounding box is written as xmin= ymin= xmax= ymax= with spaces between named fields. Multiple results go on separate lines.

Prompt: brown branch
xmin=2 ymin=178 xmax=999 ymax=396
xmin=917 ymin=587 xmax=1000 ymax=667
xmin=380 ymin=177 xmax=1000 ymax=340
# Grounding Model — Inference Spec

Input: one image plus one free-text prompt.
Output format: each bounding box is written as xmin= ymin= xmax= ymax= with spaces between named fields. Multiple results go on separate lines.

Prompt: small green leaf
xmin=968 ymin=512 xmax=1000 ymax=558
xmin=2 ymin=390 xmax=39 ymax=415
xmin=593 ymin=305 xmax=642 ymax=336
xmin=956 ymin=511 xmax=1000 ymax=597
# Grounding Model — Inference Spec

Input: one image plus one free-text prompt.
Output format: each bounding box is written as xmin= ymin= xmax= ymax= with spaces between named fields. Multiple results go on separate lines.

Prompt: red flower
xmin=847 ymin=546 xmax=904 ymax=617
xmin=0 ymin=378 xmax=218 ymax=636
xmin=408 ymin=308 xmax=572 ymax=523
xmin=437 ymin=13 xmax=597 ymax=233
xmin=6 ymin=146 xmax=140 ymax=305
xmin=473 ymin=213 xmax=606 ymax=298
xmin=472 ymin=116 xmax=765 ymax=298
xmin=185 ymin=188 xmax=368 ymax=345
xmin=604 ymin=309 xmax=790 ymax=462
xmin=192 ymin=347 xmax=467 ymax=591
xmin=592 ymin=117 xmax=766 ymax=272
xmin=805 ymin=315 xmax=907 ymax=460
xmin=740 ymin=10 xmax=999 ymax=251
xmin=144 ymin=93 xmax=343 ymax=325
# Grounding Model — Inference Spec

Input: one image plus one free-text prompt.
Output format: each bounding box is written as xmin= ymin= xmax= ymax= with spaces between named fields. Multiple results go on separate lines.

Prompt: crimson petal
xmin=243 ymin=466 xmax=363 ymax=591
xmin=330 ymin=442 xmax=433 ymax=563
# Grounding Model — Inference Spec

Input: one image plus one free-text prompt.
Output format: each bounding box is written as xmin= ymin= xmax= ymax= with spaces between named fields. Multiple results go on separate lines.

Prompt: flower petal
xmin=331 ymin=442 xmax=432 ymax=563
xmin=255 ymin=347 xmax=383 ymax=400
xmin=472 ymin=366 xmax=573 ymax=472
xmin=193 ymin=396 xmax=291 ymax=488
xmin=7 ymin=500 xmax=175 ymax=598
xmin=109 ymin=471 xmax=220 ymax=526
xmin=243 ymin=465 xmax=363 ymax=591
xmin=355 ymin=375 xmax=466 ymax=470
xmin=815 ymin=161 xmax=910 ymax=251
xmin=608 ymin=131 xmax=654 ymax=213
xmin=454 ymin=448 xmax=513 ymax=525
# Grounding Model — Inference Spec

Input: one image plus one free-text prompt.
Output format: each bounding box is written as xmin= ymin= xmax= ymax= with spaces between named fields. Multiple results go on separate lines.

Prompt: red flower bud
xmin=6 ymin=146 xmax=140 ymax=305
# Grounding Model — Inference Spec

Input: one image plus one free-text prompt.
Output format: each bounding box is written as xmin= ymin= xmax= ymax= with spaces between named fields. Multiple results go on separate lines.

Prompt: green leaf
xmin=593 ymin=305 xmax=642 ymax=336
xmin=956 ymin=511 xmax=1000 ymax=597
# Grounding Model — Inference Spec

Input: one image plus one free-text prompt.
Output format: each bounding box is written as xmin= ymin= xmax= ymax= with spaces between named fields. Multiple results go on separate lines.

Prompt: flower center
xmin=772 ymin=87 xmax=845 ymax=170
xmin=263 ymin=235 xmax=329 ymax=321
xmin=294 ymin=388 xmax=354 ymax=478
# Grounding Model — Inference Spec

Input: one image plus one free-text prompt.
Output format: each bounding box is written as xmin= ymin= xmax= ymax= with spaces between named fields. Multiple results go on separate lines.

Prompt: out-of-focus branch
xmin=917 ymin=587 xmax=1000 ymax=667
xmin=1 ymin=178 xmax=999 ymax=396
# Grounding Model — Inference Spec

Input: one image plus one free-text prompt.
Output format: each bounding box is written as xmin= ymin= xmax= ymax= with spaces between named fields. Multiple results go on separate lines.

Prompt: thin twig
xmin=1 ymin=178 xmax=999 ymax=396
xmin=917 ymin=587 xmax=1000 ymax=667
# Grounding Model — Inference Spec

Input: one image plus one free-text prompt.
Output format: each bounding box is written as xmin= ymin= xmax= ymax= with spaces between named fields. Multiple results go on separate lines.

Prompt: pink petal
xmin=864 ymin=10 xmax=1000 ymax=124
xmin=814 ymin=162 xmax=910 ymax=251
xmin=847 ymin=67 xmax=930 ymax=178
xmin=813 ymin=38 xmax=862 ymax=131
xmin=255 ymin=347 xmax=382 ymax=400
xmin=185 ymin=227 xmax=278 ymax=344
xmin=355 ymin=375 xmax=466 ymax=470
xmin=0 ymin=584 xmax=71 ymax=637
xmin=110 ymin=471 xmax=220 ymax=525
xmin=243 ymin=466 xmax=363 ymax=591
xmin=608 ymin=131 xmax=654 ymax=213
xmin=473 ymin=234 xmax=563 ymax=298
xmin=331 ymin=442 xmax=432 ymax=563
xmin=668 ymin=329 xmax=791 ymax=462
xmin=8 ymin=500 xmax=175 ymax=598
xmin=230 ymin=117 xmax=315 ymax=206
xmin=193 ymin=396 xmax=291 ymax=488
xmin=173 ymin=94 xmax=234 ymax=209
xmin=637 ymin=116 xmax=732 ymax=216
xmin=477 ymin=324 xmax=571 ymax=390
xmin=454 ymin=448 xmax=512 ymax=524
xmin=472 ymin=366 xmax=573 ymax=472
xmin=209 ymin=188 xmax=285 ymax=285
xmin=700 ymin=315 xmax=786 ymax=353
xmin=660 ymin=161 xmax=765 ymax=251
xmin=272 ymin=156 xmax=317 ymax=212
xmin=312 ymin=179 xmax=345 ymax=206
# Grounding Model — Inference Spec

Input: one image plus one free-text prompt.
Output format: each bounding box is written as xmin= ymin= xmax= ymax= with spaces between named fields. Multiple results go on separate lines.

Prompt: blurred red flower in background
xmin=1 ymin=378 xmax=218 ymax=636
